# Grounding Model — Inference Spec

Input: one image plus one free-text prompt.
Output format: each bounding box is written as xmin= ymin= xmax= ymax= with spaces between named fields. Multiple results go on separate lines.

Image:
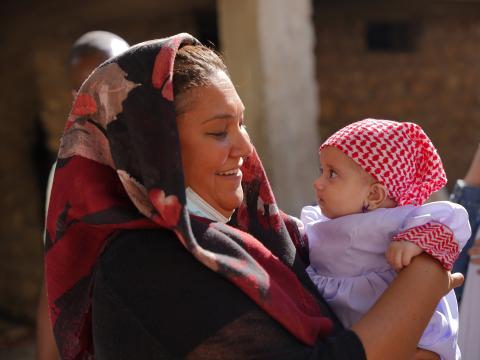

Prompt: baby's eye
xmin=318 ymin=165 xmax=324 ymax=176
xmin=329 ymin=170 xmax=338 ymax=178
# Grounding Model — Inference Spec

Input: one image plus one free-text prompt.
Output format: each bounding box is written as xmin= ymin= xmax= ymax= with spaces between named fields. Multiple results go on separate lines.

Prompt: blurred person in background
xmin=450 ymin=144 xmax=480 ymax=301
xmin=36 ymin=30 xmax=129 ymax=360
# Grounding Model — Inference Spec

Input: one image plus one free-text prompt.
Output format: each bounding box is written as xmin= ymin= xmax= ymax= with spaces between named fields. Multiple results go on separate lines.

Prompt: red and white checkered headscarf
xmin=321 ymin=119 xmax=446 ymax=206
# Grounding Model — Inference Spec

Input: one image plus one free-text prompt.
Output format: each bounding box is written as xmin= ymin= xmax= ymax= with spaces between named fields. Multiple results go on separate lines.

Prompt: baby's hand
xmin=386 ymin=241 xmax=423 ymax=272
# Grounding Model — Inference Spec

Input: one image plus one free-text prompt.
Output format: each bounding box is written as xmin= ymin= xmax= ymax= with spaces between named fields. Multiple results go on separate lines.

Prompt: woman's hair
xmin=173 ymin=45 xmax=229 ymax=115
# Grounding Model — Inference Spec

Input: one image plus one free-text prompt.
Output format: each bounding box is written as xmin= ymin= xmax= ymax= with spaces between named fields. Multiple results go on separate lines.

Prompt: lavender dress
xmin=302 ymin=201 xmax=470 ymax=360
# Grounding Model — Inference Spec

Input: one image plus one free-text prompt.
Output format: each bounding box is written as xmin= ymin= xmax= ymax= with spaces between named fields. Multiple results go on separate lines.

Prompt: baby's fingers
xmin=401 ymin=251 xmax=413 ymax=268
xmin=387 ymin=247 xmax=404 ymax=271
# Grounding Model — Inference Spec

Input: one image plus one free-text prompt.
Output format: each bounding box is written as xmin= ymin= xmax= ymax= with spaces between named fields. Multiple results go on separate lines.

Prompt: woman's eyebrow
xmin=201 ymin=113 xmax=237 ymax=124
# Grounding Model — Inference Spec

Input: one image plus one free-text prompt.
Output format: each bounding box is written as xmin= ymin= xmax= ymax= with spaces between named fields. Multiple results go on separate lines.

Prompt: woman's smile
xmin=216 ymin=158 xmax=244 ymax=180
xmin=216 ymin=167 xmax=242 ymax=177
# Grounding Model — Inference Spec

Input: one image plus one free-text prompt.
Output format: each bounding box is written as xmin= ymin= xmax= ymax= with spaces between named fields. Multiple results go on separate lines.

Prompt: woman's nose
xmin=232 ymin=127 xmax=253 ymax=158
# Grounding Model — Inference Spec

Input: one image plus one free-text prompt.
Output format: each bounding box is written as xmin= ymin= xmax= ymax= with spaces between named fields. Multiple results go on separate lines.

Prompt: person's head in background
xmin=67 ymin=30 xmax=130 ymax=96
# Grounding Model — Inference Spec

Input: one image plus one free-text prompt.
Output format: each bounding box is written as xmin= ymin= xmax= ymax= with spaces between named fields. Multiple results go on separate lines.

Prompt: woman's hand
xmin=448 ymin=271 xmax=464 ymax=292
xmin=411 ymin=348 xmax=440 ymax=359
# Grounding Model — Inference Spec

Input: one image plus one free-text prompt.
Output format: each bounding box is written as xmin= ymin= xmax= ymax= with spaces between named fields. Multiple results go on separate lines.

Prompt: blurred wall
xmin=218 ymin=0 xmax=319 ymax=215
xmin=2 ymin=0 xmax=480 ymax=323
xmin=0 ymin=0 xmax=216 ymax=321
xmin=314 ymin=0 xmax=480 ymax=189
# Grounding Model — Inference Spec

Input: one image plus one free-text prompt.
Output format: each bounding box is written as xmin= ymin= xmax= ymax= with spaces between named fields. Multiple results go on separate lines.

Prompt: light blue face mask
xmin=185 ymin=187 xmax=230 ymax=223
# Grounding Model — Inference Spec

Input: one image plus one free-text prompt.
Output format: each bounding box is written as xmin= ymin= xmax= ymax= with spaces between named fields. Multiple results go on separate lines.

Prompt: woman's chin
xmin=218 ymin=192 xmax=244 ymax=216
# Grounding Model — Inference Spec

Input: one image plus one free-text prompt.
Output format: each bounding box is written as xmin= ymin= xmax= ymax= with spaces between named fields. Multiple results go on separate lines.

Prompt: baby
xmin=302 ymin=119 xmax=470 ymax=360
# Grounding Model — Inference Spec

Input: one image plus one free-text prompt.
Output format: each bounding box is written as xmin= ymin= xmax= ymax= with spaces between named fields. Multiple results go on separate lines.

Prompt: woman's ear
xmin=366 ymin=183 xmax=389 ymax=210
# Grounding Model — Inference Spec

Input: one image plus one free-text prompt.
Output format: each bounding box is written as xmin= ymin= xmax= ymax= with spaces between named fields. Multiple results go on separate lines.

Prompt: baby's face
xmin=314 ymin=146 xmax=373 ymax=219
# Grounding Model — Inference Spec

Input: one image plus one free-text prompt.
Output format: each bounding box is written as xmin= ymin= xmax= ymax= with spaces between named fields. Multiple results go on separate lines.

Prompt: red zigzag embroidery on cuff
xmin=393 ymin=222 xmax=459 ymax=270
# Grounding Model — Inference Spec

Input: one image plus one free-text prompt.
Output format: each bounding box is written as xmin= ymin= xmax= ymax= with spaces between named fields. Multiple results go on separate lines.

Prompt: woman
xmin=45 ymin=33 xmax=460 ymax=359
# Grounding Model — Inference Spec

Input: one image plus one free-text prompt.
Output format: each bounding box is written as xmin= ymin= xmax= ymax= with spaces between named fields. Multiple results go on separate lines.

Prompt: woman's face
xmin=177 ymin=70 xmax=253 ymax=217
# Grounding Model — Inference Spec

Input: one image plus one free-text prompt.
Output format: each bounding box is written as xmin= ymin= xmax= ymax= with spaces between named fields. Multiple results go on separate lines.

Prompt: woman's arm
xmin=351 ymin=254 xmax=462 ymax=360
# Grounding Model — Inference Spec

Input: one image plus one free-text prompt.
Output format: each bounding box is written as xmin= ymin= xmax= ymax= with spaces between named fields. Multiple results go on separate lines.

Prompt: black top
xmin=92 ymin=228 xmax=366 ymax=359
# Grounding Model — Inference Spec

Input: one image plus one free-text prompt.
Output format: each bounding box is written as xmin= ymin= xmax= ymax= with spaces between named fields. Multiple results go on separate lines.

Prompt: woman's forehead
xmin=179 ymin=72 xmax=244 ymax=121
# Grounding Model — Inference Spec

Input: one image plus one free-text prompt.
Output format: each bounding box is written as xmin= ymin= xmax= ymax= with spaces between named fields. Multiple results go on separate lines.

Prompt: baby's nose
xmin=313 ymin=177 xmax=323 ymax=190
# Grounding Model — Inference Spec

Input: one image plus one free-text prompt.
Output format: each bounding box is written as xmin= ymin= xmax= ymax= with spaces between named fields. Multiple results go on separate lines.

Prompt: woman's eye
xmin=329 ymin=170 xmax=338 ymax=178
xmin=318 ymin=166 xmax=324 ymax=176
xmin=208 ymin=131 xmax=227 ymax=139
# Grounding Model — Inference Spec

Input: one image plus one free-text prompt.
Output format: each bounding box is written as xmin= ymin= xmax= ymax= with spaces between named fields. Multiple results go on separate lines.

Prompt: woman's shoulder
xmin=97 ymin=227 xmax=186 ymax=294
xmin=101 ymin=228 xmax=177 ymax=265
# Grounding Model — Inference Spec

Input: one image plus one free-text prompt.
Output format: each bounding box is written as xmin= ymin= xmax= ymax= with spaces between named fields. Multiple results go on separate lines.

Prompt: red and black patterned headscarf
xmin=45 ymin=33 xmax=333 ymax=359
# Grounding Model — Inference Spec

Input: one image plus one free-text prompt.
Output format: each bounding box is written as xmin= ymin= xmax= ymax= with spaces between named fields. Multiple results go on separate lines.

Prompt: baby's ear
xmin=367 ymin=183 xmax=389 ymax=210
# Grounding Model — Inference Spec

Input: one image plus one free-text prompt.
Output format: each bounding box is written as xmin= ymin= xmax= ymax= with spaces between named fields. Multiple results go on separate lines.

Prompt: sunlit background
xmin=2 ymin=0 xmax=480 ymax=357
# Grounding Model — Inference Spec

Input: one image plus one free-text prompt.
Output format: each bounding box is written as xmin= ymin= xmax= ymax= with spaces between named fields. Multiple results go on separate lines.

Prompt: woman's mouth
xmin=217 ymin=168 xmax=239 ymax=175
xmin=216 ymin=168 xmax=242 ymax=179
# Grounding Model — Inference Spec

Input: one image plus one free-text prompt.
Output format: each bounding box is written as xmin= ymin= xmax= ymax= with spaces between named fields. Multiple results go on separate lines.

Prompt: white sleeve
xmin=398 ymin=201 xmax=471 ymax=250
xmin=300 ymin=205 xmax=323 ymax=226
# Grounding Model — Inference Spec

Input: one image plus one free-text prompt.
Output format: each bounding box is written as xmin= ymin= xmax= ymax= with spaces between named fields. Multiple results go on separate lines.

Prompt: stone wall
xmin=314 ymin=1 xmax=480 ymax=190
